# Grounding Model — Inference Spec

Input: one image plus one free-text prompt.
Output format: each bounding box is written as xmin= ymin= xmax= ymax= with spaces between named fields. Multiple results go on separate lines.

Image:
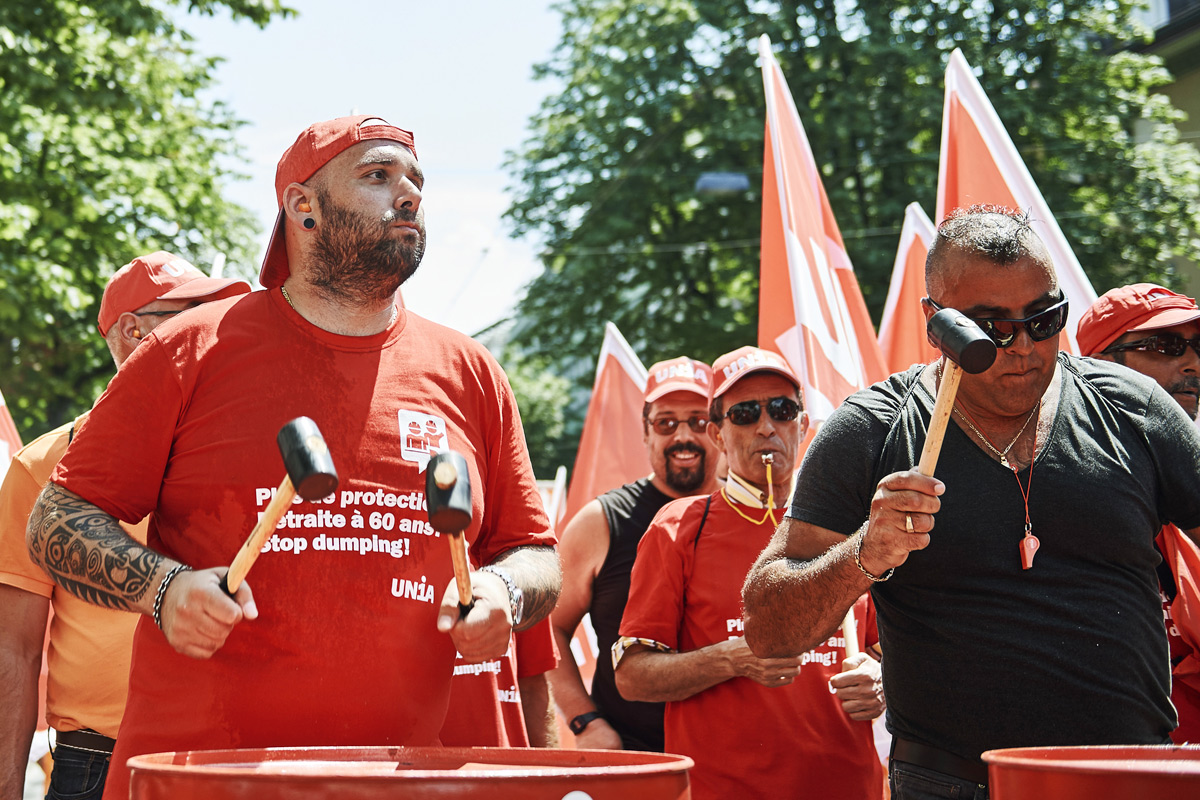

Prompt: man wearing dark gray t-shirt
xmin=742 ymin=207 xmax=1200 ymax=800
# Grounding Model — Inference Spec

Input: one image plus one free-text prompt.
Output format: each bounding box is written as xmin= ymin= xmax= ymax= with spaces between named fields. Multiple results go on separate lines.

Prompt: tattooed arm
xmin=436 ymin=544 xmax=561 ymax=662
xmin=27 ymin=482 xmax=257 ymax=658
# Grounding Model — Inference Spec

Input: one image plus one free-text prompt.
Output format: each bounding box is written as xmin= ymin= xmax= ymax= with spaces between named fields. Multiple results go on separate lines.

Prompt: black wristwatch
xmin=569 ymin=711 xmax=603 ymax=735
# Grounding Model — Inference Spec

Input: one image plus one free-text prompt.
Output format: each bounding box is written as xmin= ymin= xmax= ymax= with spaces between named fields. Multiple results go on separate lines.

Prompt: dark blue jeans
xmin=46 ymin=744 xmax=110 ymax=800
xmin=890 ymin=759 xmax=989 ymax=800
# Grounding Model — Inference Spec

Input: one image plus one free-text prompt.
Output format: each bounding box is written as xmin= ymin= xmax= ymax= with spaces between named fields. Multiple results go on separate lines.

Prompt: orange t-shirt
xmin=619 ymin=495 xmax=883 ymax=800
xmin=0 ymin=414 xmax=147 ymax=736
xmin=440 ymin=619 xmax=559 ymax=746
xmin=53 ymin=291 xmax=554 ymax=800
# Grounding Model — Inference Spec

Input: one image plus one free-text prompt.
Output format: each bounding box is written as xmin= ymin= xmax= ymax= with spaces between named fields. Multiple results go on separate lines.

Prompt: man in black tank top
xmin=549 ymin=356 xmax=721 ymax=750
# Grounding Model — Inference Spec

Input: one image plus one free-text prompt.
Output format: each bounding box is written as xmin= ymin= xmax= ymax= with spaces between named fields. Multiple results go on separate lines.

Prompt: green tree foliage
xmin=504 ymin=353 xmax=574 ymax=477
xmin=0 ymin=0 xmax=292 ymax=437
xmin=506 ymin=0 xmax=1200 ymax=379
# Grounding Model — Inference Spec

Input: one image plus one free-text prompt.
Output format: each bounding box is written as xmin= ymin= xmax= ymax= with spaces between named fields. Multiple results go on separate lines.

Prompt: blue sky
xmin=185 ymin=1 xmax=563 ymax=335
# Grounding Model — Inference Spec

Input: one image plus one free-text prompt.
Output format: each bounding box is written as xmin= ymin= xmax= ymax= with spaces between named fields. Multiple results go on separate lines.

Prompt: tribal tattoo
xmin=27 ymin=483 xmax=163 ymax=612
xmin=492 ymin=544 xmax=561 ymax=632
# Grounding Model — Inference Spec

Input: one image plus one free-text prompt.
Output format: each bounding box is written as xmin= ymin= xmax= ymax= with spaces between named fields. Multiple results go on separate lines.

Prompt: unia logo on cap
xmin=397 ymin=409 xmax=448 ymax=473
xmin=722 ymin=349 xmax=780 ymax=383
xmin=655 ymin=360 xmax=708 ymax=386
xmin=159 ymin=257 xmax=202 ymax=279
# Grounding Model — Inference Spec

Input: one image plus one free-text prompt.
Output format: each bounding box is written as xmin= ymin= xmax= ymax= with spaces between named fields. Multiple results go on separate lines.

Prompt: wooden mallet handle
xmin=428 ymin=453 xmax=474 ymax=618
xmin=916 ymin=309 xmax=997 ymax=478
xmin=223 ymin=475 xmax=294 ymax=594
xmin=841 ymin=607 xmax=860 ymax=660
xmin=916 ymin=360 xmax=962 ymax=477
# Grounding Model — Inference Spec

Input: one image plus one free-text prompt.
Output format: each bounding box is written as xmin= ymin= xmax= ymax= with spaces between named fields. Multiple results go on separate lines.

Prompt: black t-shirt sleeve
xmin=787 ymin=400 xmax=891 ymax=537
xmin=1143 ymin=385 xmax=1200 ymax=530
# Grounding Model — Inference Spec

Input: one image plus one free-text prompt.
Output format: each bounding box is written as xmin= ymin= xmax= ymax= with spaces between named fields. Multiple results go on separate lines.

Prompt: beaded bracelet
xmin=153 ymin=564 xmax=192 ymax=631
xmin=854 ymin=530 xmax=894 ymax=583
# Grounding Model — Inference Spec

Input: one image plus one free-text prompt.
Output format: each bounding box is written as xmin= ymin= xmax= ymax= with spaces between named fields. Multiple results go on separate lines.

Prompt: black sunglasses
xmin=134 ymin=310 xmax=186 ymax=318
xmin=1102 ymin=333 xmax=1200 ymax=359
xmin=647 ymin=415 xmax=708 ymax=435
xmin=927 ymin=297 xmax=1069 ymax=348
xmin=725 ymin=396 xmax=801 ymax=426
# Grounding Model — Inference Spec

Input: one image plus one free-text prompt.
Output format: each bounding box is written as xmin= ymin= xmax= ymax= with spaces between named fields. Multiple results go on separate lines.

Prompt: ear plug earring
xmin=303 ymin=218 xmax=316 ymax=229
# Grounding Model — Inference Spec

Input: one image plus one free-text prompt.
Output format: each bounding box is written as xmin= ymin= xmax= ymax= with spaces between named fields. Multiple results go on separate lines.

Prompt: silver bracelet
xmin=480 ymin=564 xmax=524 ymax=626
xmin=854 ymin=530 xmax=894 ymax=583
xmin=153 ymin=564 xmax=192 ymax=631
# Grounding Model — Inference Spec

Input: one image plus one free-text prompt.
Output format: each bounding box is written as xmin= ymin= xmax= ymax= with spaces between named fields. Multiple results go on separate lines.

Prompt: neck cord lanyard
xmin=955 ymin=403 xmax=1042 ymax=569
xmin=721 ymin=458 xmax=779 ymax=527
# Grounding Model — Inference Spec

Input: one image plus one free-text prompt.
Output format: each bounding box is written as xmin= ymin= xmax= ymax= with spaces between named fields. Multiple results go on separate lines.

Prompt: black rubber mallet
xmin=426 ymin=450 xmax=474 ymax=618
xmin=918 ymin=308 xmax=998 ymax=476
xmin=222 ymin=417 xmax=338 ymax=594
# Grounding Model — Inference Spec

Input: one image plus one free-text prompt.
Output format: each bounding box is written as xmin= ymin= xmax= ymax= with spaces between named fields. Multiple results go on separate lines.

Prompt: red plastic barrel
xmin=983 ymin=744 xmax=1200 ymax=799
xmin=127 ymin=745 xmax=693 ymax=800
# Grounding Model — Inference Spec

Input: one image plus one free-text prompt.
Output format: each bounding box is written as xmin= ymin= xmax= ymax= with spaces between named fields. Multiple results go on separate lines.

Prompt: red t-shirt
xmin=439 ymin=620 xmax=558 ymax=747
xmin=52 ymin=291 xmax=553 ymax=800
xmin=619 ymin=494 xmax=883 ymax=800
xmin=1157 ymin=526 xmax=1200 ymax=743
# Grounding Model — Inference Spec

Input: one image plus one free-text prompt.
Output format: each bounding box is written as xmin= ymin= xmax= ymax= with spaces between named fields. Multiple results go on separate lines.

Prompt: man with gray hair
xmin=743 ymin=206 xmax=1200 ymax=798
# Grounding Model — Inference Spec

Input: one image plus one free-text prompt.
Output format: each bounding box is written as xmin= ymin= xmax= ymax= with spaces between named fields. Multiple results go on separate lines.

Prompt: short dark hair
xmin=926 ymin=205 xmax=1054 ymax=297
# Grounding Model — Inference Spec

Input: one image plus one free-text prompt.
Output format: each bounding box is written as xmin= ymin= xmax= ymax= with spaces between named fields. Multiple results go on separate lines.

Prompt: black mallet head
xmin=926 ymin=308 xmax=998 ymax=375
xmin=426 ymin=451 xmax=472 ymax=533
xmin=278 ymin=416 xmax=339 ymax=500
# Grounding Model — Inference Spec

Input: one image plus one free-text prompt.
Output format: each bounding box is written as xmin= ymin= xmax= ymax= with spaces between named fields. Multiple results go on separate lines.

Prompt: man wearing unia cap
xmin=1078 ymin=283 xmax=1200 ymax=744
xmin=614 ymin=346 xmax=885 ymax=799
xmin=0 ymin=251 xmax=247 ymax=800
xmin=26 ymin=116 xmax=561 ymax=800
xmin=549 ymin=356 xmax=721 ymax=751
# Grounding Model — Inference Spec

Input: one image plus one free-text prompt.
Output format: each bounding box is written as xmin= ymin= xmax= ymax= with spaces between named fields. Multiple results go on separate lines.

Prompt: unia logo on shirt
xmin=397 ymin=409 xmax=448 ymax=473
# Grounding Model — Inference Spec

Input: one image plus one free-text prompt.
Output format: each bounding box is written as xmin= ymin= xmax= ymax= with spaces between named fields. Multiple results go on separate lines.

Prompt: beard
xmin=308 ymin=189 xmax=426 ymax=304
xmin=663 ymin=442 xmax=707 ymax=494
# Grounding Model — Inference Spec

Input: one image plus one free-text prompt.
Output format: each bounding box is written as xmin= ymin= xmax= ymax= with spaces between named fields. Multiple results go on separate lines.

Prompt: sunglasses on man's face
xmin=647 ymin=416 xmax=708 ymax=436
xmin=927 ymin=297 xmax=1069 ymax=348
xmin=1102 ymin=333 xmax=1200 ymax=359
xmin=724 ymin=396 xmax=801 ymax=426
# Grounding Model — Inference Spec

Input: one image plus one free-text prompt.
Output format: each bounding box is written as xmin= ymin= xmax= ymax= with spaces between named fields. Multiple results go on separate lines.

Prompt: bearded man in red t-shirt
xmin=25 ymin=116 xmax=560 ymax=800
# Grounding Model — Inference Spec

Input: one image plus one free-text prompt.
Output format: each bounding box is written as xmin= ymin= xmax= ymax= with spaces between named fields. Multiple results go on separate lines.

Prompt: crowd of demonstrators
xmin=1077 ymin=283 xmax=1200 ymax=745
xmin=0 ymin=253 xmax=248 ymax=800
xmin=5 ymin=120 xmax=1200 ymax=800
xmin=23 ymin=116 xmax=561 ymax=800
xmin=743 ymin=207 xmax=1200 ymax=799
xmin=615 ymin=346 xmax=885 ymax=800
xmin=549 ymin=357 xmax=721 ymax=751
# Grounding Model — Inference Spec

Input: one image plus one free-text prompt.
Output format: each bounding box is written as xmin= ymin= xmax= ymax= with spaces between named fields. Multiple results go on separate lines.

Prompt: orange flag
xmin=878 ymin=203 xmax=939 ymax=374
xmin=560 ymin=322 xmax=651 ymax=531
xmin=0 ymin=389 xmax=22 ymax=480
xmin=937 ymin=48 xmax=1097 ymax=354
xmin=557 ymin=322 xmax=650 ymax=696
xmin=757 ymin=36 xmax=888 ymax=429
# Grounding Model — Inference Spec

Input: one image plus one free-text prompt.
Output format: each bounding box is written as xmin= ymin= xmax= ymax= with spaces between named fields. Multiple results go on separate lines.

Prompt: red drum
xmin=983 ymin=745 xmax=1200 ymax=799
xmin=127 ymin=746 xmax=693 ymax=800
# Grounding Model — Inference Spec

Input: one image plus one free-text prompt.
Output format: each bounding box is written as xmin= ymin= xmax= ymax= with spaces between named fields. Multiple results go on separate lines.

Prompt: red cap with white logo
xmin=710 ymin=346 xmax=800 ymax=398
xmin=643 ymin=357 xmax=713 ymax=402
xmin=97 ymin=251 xmax=250 ymax=336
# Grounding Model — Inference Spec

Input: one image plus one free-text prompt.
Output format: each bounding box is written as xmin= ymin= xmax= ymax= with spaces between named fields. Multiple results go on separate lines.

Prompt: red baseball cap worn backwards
xmin=711 ymin=346 xmax=800 ymax=398
xmin=1076 ymin=283 xmax=1200 ymax=356
xmin=97 ymin=251 xmax=250 ymax=336
xmin=644 ymin=357 xmax=713 ymax=403
xmin=259 ymin=115 xmax=418 ymax=289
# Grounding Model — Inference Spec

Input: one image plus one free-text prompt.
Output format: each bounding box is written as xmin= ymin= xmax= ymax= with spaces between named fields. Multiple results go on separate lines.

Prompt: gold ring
xmin=905 ymin=514 xmax=914 ymax=534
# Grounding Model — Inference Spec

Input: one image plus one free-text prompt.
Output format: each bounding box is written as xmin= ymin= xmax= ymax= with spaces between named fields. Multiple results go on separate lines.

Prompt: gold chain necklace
xmin=953 ymin=403 xmax=1038 ymax=470
xmin=280 ymin=285 xmax=398 ymax=327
